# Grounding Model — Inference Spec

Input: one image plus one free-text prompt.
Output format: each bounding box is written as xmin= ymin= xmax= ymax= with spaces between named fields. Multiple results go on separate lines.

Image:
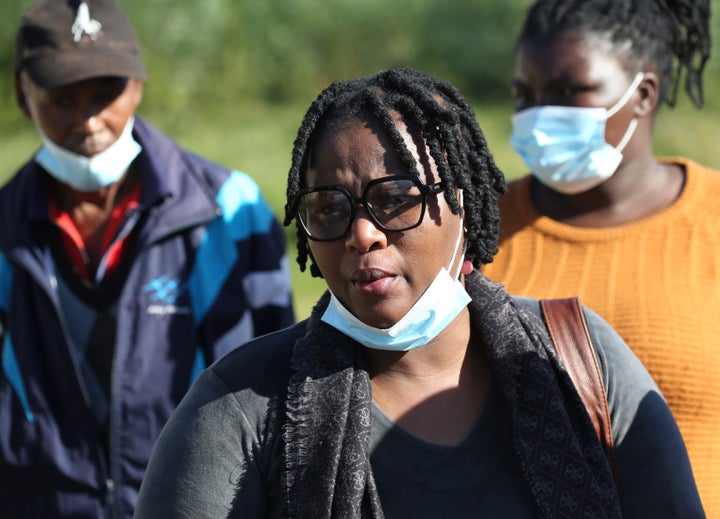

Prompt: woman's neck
xmin=532 ymin=155 xmax=685 ymax=227
xmin=365 ymin=311 xmax=491 ymax=446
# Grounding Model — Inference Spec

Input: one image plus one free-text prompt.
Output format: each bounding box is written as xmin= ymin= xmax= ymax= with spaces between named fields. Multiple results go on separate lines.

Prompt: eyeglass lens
xmin=296 ymin=177 xmax=427 ymax=240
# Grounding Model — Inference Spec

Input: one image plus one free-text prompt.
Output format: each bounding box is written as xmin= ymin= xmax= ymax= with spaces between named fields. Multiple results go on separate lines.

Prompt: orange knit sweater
xmin=484 ymin=158 xmax=720 ymax=516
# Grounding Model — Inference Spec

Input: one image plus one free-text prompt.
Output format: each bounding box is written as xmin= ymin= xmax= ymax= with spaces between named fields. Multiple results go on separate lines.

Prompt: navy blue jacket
xmin=0 ymin=118 xmax=294 ymax=518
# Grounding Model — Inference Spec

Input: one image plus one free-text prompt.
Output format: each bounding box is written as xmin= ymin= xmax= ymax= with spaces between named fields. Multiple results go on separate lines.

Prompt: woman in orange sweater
xmin=483 ymin=0 xmax=719 ymax=515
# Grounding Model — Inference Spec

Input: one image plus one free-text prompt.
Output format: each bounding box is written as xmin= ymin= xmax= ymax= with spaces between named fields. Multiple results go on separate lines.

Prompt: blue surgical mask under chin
xmin=510 ymin=72 xmax=644 ymax=195
xmin=33 ymin=116 xmax=141 ymax=192
xmin=321 ymin=203 xmax=471 ymax=351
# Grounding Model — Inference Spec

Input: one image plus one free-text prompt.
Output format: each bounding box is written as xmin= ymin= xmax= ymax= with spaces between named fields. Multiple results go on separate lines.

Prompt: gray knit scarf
xmin=282 ymin=271 xmax=621 ymax=518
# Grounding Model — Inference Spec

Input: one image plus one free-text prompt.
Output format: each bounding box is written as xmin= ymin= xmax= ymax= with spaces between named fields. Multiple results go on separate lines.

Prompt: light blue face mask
xmin=510 ymin=72 xmax=644 ymax=195
xmin=33 ymin=116 xmax=141 ymax=192
xmin=321 ymin=194 xmax=471 ymax=351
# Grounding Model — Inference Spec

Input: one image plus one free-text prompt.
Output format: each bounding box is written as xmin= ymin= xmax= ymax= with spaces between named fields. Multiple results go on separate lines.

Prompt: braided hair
xmin=519 ymin=0 xmax=711 ymax=108
xmin=284 ymin=68 xmax=507 ymax=278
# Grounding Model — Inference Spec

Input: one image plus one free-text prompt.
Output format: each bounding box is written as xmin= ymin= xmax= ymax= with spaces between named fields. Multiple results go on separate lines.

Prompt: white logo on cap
xmin=71 ymin=2 xmax=103 ymax=42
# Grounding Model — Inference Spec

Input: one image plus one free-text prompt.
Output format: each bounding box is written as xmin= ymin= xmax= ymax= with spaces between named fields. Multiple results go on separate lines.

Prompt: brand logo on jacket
xmin=142 ymin=275 xmax=190 ymax=316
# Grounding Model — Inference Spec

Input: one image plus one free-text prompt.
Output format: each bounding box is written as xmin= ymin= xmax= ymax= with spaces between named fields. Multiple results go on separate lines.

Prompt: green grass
xmin=3 ymin=99 xmax=720 ymax=320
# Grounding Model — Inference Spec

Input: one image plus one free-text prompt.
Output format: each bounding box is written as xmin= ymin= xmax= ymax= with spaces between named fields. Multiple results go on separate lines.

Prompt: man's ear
xmin=14 ymin=75 xmax=32 ymax=119
xmin=634 ymin=72 xmax=660 ymax=118
xmin=129 ymin=78 xmax=144 ymax=109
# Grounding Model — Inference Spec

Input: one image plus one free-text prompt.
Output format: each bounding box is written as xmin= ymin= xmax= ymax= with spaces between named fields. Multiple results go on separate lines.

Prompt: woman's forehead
xmin=306 ymin=117 xmax=436 ymax=188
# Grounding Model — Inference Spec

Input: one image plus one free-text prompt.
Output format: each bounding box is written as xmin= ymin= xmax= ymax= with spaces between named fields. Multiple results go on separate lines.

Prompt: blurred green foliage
xmin=2 ymin=0 xmax=720 ymax=317
xmin=0 ymin=1 xmax=527 ymax=131
xmin=126 ymin=0 xmax=524 ymax=113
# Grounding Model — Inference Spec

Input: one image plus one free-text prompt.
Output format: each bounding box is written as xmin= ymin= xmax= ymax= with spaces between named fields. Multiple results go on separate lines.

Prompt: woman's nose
xmin=345 ymin=206 xmax=387 ymax=253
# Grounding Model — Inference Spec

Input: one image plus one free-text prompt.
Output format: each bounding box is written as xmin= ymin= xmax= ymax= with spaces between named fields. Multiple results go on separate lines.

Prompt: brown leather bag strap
xmin=540 ymin=297 xmax=617 ymax=478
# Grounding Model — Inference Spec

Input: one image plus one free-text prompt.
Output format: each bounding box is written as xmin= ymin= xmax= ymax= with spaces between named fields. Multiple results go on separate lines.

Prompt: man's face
xmin=18 ymin=74 xmax=143 ymax=156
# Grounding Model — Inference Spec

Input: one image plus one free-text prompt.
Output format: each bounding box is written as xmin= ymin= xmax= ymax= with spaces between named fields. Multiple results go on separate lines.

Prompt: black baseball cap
xmin=14 ymin=0 xmax=147 ymax=88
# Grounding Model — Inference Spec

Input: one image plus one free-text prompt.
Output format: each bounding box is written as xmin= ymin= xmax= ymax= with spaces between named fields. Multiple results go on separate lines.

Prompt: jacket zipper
xmin=43 ymin=247 xmax=116 ymax=512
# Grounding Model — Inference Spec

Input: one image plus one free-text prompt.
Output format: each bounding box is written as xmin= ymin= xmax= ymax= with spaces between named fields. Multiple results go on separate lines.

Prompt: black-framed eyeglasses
xmin=292 ymin=174 xmax=445 ymax=242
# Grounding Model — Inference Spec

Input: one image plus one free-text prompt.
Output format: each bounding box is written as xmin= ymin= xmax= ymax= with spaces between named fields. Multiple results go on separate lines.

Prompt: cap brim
xmin=24 ymin=49 xmax=147 ymax=88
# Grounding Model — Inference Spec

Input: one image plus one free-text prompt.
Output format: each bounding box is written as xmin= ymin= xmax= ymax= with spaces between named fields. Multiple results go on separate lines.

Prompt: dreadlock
xmin=519 ymin=0 xmax=711 ymax=107
xmin=284 ymin=68 xmax=507 ymax=278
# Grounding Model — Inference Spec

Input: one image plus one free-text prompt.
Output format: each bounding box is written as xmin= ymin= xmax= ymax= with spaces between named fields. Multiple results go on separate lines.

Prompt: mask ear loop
xmin=21 ymin=82 xmax=57 ymax=146
xmin=606 ymin=72 xmax=645 ymax=118
xmin=447 ymin=189 xmax=465 ymax=280
xmin=21 ymin=82 xmax=39 ymax=125
xmin=614 ymin=120 xmax=638 ymax=153
xmin=607 ymin=72 xmax=644 ymax=153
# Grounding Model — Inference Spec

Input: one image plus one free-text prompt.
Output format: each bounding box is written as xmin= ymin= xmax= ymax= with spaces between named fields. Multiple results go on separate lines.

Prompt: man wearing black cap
xmin=0 ymin=1 xmax=294 ymax=517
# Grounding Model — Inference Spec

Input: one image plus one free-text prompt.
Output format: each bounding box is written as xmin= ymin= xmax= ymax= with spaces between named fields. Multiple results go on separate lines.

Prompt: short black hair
xmin=284 ymin=67 xmax=507 ymax=278
xmin=518 ymin=0 xmax=711 ymax=108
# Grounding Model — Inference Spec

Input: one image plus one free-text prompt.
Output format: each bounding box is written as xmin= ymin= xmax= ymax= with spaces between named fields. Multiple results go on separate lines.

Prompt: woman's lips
xmin=352 ymin=268 xmax=396 ymax=295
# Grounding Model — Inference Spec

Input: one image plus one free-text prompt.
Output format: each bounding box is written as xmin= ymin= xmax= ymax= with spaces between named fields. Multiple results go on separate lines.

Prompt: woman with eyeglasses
xmin=482 ymin=1 xmax=719 ymax=514
xmin=134 ymin=68 xmax=702 ymax=518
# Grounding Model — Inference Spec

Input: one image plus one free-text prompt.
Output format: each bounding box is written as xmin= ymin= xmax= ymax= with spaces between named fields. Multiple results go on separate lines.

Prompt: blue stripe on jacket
xmin=186 ymin=171 xmax=280 ymax=379
xmin=0 ymin=253 xmax=33 ymax=421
